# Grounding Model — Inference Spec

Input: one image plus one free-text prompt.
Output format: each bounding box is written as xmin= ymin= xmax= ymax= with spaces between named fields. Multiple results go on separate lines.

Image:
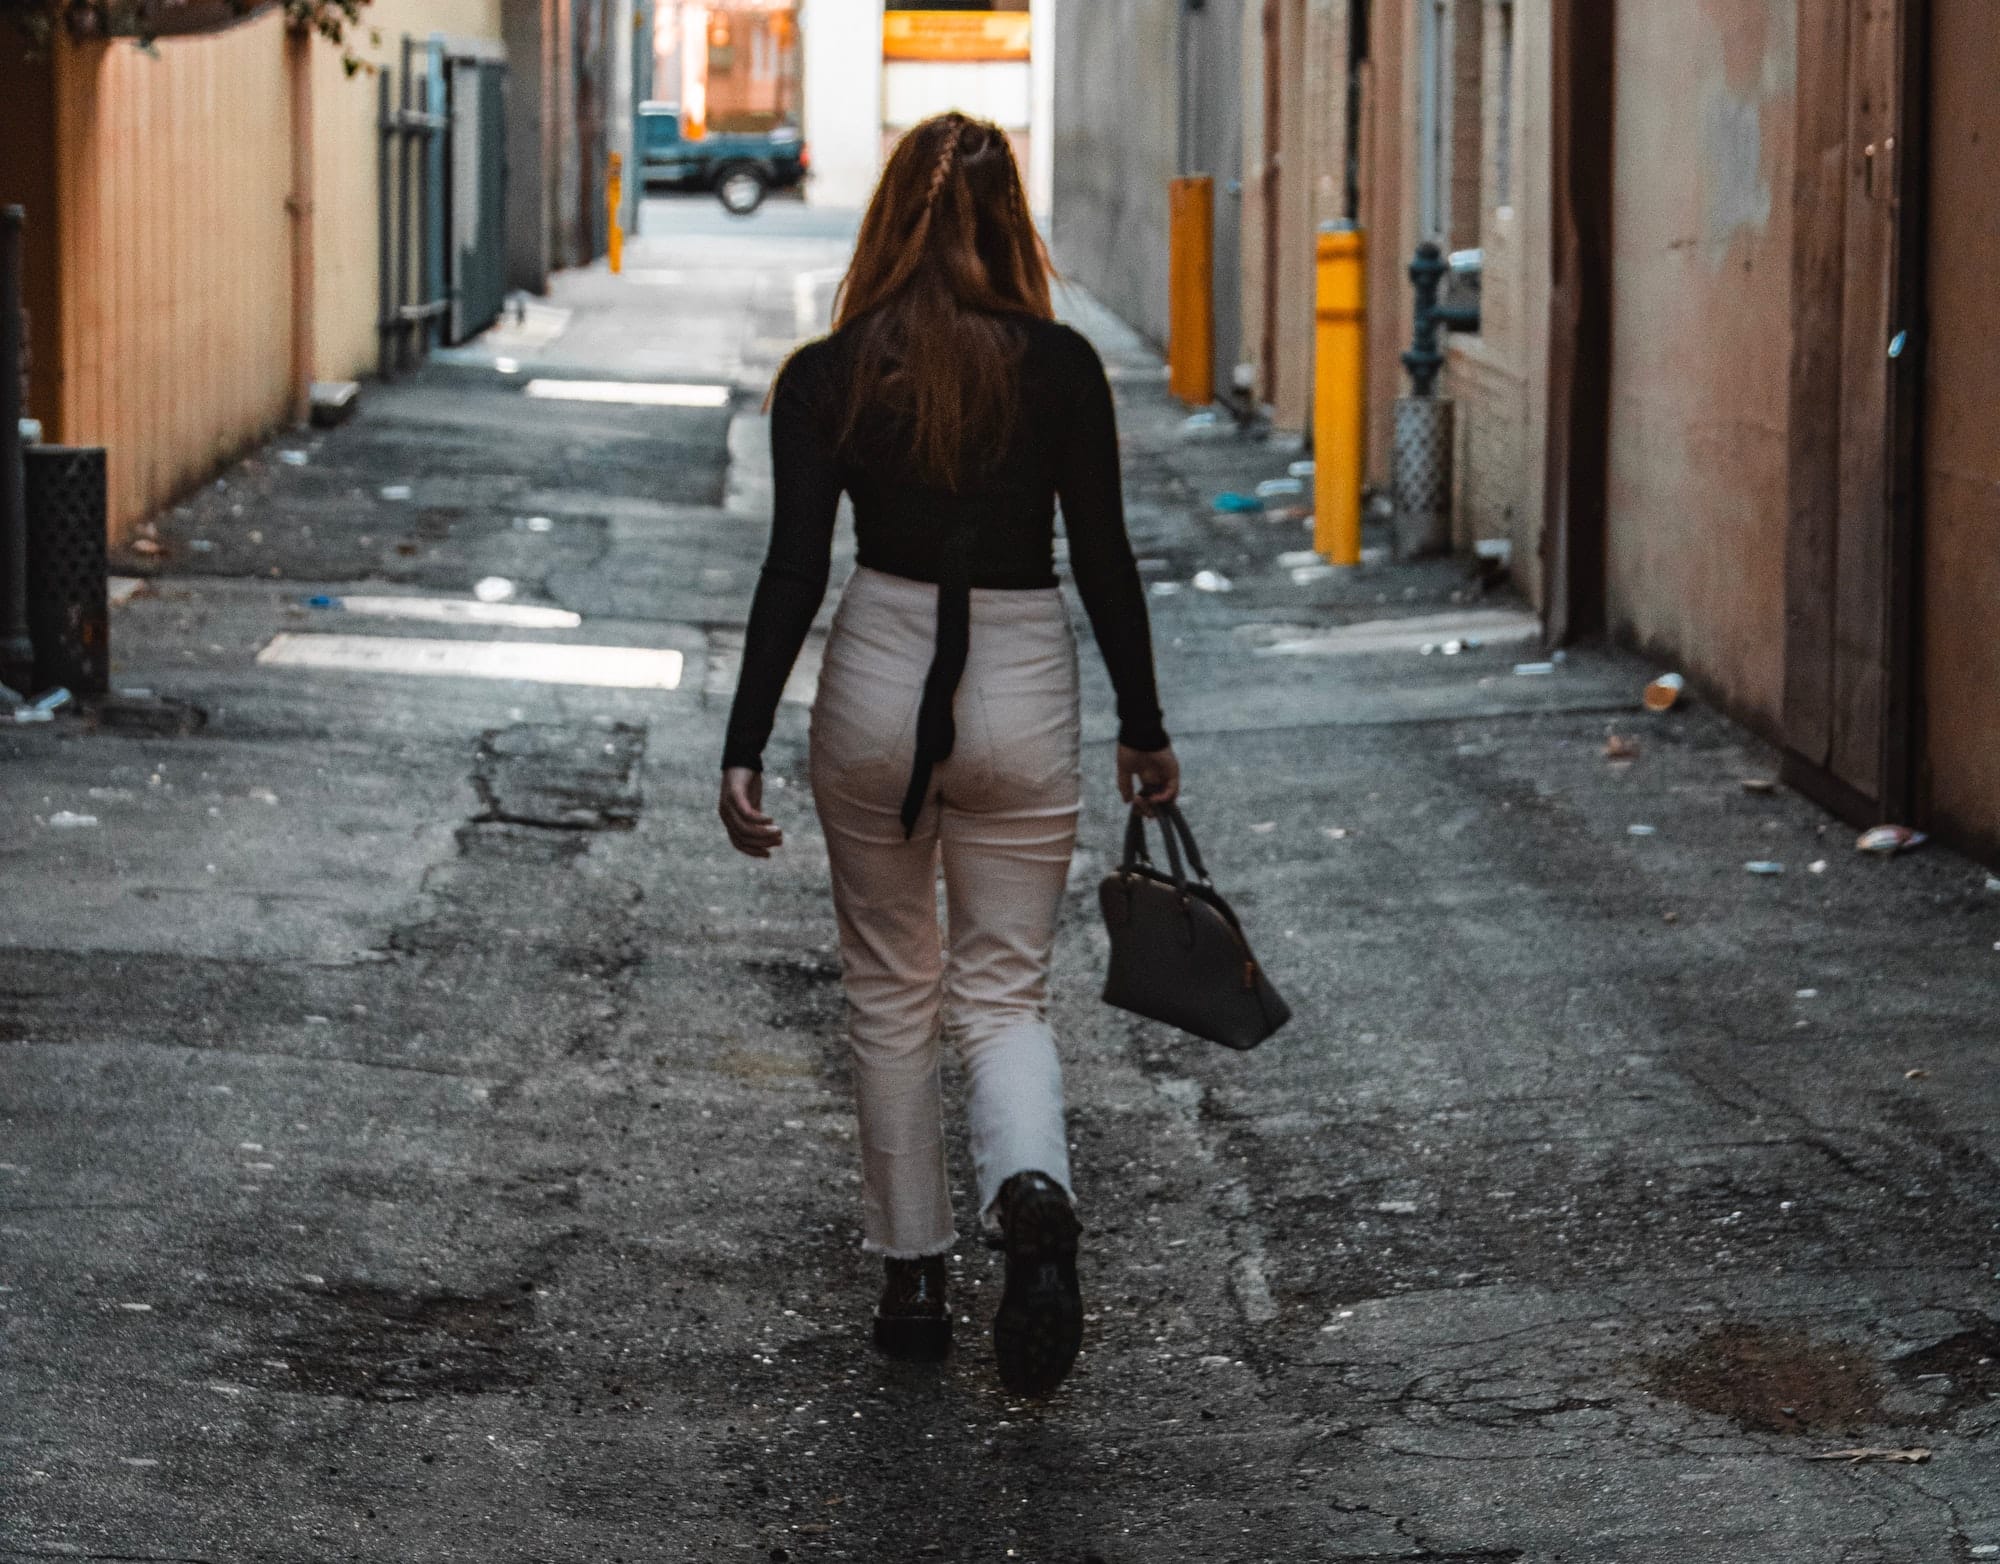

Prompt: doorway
xmin=1780 ymin=0 xmax=1926 ymax=823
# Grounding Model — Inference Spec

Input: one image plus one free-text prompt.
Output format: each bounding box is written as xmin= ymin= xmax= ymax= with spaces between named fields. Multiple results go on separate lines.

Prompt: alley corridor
xmin=3 ymin=204 xmax=1997 ymax=1562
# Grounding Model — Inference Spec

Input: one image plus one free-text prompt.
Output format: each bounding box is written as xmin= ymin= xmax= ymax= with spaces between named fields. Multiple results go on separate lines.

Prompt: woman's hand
xmin=1117 ymin=743 xmax=1180 ymax=817
xmin=719 ymin=767 xmax=784 ymax=858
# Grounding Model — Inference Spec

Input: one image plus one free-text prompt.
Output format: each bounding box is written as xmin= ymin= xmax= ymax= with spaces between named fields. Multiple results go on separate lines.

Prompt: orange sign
xmin=882 ymin=11 xmax=1032 ymax=61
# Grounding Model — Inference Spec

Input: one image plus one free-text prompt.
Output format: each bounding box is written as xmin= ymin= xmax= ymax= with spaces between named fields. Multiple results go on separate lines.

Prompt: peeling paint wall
xmin=1921 ymin=0 xmax=2000 ymax=855
xmin=1441 ymin=0 xmax=1551 ymax=608
xmin=1603 ymin=0 xmax=1796 ymax=731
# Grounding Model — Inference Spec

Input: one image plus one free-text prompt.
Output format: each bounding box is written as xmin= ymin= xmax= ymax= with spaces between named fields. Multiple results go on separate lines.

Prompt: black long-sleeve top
xmin=721 ymin=314 xmax=1170 ymax=829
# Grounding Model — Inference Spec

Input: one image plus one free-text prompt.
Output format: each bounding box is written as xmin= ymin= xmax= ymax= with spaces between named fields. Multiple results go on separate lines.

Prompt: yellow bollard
xmin=1167 ymin=176 xmax=1215 ymax=406
xmin=607 ymin=151 xmax=624 ymax=276
xmin=1313 ymin=222 xmax=1367 ymax=565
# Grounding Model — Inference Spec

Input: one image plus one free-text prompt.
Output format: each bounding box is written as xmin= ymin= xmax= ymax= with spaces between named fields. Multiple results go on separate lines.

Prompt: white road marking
xmin=327 ymin=597 xmax=582 ymax=630
xmin=257 ymin=635 xmax=684 ymax=690
xmin=522 ymin=378 xmax=731 ymax=408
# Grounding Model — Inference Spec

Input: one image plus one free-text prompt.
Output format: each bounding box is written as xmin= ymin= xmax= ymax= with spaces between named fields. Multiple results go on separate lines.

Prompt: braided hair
xmin=800 ymin=111 xmax=1054 ymax=488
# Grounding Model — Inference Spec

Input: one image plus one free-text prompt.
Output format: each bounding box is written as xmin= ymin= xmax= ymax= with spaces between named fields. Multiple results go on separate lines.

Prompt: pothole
xmin=471 ymin=720 xmax=646 ymax=830
xmin=1888 ymin=1321 xmax=2000 ymax=1423
xmin=1643 ymin=1323 xmax=1884 ymax=1435
xmin=224 ymin=1277 xmax=546 ymax=1401
xmin=742 ymin=954 xmax=844 ymax=1031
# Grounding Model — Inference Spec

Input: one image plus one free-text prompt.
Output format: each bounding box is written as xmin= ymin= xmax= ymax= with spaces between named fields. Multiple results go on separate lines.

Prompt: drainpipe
xmin=0 ymin=205 xmax=33 ymax=696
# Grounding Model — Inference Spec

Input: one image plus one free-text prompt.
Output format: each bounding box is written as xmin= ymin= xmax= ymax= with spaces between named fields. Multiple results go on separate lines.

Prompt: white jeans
xmin=809 ymin=566 xmax=1082 ymax=1257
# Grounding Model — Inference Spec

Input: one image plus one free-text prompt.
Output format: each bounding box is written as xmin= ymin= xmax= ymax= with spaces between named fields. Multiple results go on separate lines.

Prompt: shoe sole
xmin=993 ymin=1185 xmax=1083 ymax=1398
xmin=873 ymin=1314 xmax=951 ymax=1363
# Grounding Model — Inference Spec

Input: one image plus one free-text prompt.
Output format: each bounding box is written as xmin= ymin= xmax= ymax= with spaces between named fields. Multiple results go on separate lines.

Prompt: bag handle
xmin=1156 ymin=800 xmax=1212 ymax=884
xmin=1122 ymin=799 xmax=1211 ymax=895
xmin=1122 ymin=800 xmax=1187 ymax=892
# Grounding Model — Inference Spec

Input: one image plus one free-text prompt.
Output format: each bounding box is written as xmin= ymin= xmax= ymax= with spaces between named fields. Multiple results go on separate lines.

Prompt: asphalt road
xmin=2 ymin=213 xmax=1997 ymax=1563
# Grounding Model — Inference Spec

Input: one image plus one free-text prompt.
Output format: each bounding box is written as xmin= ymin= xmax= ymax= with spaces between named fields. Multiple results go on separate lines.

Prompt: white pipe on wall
xmin=1030 ymin=0 xmax=1055 ymax=218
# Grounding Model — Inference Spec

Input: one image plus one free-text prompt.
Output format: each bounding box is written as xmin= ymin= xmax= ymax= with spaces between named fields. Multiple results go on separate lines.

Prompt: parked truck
xmin=635 ymin=103 xmax=808 ymax=215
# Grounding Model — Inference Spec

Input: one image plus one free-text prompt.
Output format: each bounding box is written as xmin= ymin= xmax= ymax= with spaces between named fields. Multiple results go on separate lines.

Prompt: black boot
xmin=991 ymin=1171 xmax=1083 ymax=1397
xmin=873 ymin=1255 xmax=951 ymax=1362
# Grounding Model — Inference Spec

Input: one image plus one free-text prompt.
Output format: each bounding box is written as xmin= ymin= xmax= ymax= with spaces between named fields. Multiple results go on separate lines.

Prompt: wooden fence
xmin=52 ymin=13 xmax=302 ymax=543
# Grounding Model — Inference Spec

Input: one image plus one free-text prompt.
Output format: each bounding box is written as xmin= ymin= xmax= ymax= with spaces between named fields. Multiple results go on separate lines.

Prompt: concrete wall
xmin=1051 ymin=0 xmax=1178 ymax=346
xmin=1602 ymin=0 xmax=1796 ymax=730
xmin=502 ymin=0 xmax=559 ymax=293
xmin=802 ymin=0 xmax=886 ymax=208
xmin=1921 ymin=0 xmax=2000 ymax=855
xmin=1184 ymin=0 xmax=1245 ymax=388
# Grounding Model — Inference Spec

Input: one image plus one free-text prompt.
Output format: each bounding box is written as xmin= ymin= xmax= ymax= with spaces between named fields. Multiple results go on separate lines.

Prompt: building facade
xmin=1053 ymin=0 xmax=2000 ymax=858
xmin=0 ymin=0 xmax=620 ymax=541
xmin=800 ymin=0 xmax=1055 ymax=216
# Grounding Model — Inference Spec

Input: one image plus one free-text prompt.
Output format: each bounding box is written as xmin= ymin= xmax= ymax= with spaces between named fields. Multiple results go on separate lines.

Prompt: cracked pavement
xmin=3 ymin=197 xmax=1997 ymax=1562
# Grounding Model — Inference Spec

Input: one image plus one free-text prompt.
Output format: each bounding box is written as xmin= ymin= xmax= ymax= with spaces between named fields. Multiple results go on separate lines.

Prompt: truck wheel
xmin=717 ymin=166 xmax=768 ymax=216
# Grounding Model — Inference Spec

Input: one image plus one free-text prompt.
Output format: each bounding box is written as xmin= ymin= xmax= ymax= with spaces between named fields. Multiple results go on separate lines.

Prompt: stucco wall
xmin=1603 ymin=0 xmax=1796 ymax=729
xmin=1050 ymin=0 xmax=1178 ymax=347
xmin=1921 ymin=0 xmax=2000 ymax=855
xmin=311 ymin=0 xmax=508 ymax=383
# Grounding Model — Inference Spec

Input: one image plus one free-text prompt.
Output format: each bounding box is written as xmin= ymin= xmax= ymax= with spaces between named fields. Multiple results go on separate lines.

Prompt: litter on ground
xmin=1856 ymin=824 xmax=1927 ymax=855
xmin=1806 ymin=1448 xmax=1930 ymax=1466
xmin=1644 ymin=672 xmax=1686 ymax=711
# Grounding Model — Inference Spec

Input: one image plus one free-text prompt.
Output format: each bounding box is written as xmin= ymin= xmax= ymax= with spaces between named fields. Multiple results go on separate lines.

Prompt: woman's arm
xmin=1052 ymin=330 xmax=1171 ymax=758
xmin=721 ymin=347 xmax=843 ymax=775
xmin=720 ymin=348 xmax=843 ymax=857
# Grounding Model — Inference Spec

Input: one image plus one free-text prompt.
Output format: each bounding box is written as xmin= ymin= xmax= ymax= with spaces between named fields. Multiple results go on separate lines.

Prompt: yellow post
xmin=1167 ymin=175 xmax=1214 ymax=405
xmin=607 ymin=151 xmax=624 ymax=275
xmin=1313 ymin=222 xmax=1367 ymax=565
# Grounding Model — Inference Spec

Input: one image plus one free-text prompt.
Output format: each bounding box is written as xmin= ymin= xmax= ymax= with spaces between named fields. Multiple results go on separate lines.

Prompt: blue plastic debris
xmin=305 ymin=595 xmax=343 ymax=610
xmin=1212 ymin=491 xmax=1264 ymax=514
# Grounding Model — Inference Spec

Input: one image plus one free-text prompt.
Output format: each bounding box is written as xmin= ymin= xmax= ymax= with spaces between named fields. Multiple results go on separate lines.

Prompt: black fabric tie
xmin=898 ymin=524 xmax=974 ymax=837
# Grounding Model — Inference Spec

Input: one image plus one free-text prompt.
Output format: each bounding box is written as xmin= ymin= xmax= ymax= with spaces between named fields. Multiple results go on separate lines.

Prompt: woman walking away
xmin=717 ymin=111 xmax=1179 ymax=1398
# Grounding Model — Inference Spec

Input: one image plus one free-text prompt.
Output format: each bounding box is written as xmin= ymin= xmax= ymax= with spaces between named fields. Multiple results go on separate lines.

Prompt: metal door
xmin=445 ymin=47 xmax=509 ymax=344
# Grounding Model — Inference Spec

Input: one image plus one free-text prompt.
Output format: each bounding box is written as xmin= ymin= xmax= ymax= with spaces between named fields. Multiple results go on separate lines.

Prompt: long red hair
xmin=824 ymin=112 xmax=1054 ymax=489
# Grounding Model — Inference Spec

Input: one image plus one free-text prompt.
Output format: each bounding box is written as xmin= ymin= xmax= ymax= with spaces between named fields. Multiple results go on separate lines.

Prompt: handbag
xmin=1097 ymin=800 xmax=1291 ymax=1050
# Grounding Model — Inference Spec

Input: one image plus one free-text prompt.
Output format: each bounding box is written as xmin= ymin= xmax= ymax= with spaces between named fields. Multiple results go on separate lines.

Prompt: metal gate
xmin=378 ymin=35 xmax=508 ymax=373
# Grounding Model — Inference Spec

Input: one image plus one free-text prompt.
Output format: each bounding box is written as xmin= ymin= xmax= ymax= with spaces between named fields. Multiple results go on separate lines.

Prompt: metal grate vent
xmin=24 ymin=444 xmax=109 ymax=694
xmin=1392 ymin=396 xmax=1454 ymax=561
